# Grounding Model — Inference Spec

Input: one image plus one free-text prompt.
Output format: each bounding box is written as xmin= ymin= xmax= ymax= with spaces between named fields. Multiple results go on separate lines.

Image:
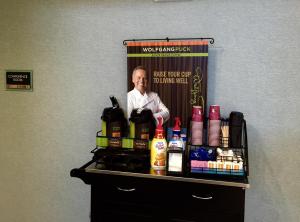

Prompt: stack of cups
xmin=208 ymin=105 xmax=221 ymax=146
xmin=191 ymin=106 xmax=203 ymax=145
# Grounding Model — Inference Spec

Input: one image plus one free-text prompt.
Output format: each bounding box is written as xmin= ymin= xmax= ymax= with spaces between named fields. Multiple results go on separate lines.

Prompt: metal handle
xmin=116 ymin=187 xmax=136 ymax=192
xmin=192 ymin=194 xmax=213 ymax=200
xmin=123 ymin=37 xmax=215 ymax=45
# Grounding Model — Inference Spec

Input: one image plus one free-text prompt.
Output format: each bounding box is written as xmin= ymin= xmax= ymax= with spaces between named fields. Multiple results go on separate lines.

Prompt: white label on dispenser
xmin=168 ymin=153 xmax=183 ymax=172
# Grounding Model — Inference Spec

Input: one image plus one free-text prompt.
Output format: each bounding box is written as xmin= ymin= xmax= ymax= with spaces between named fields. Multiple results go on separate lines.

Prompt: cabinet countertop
xmin=85 ymin=162 xmax=250 ymax=189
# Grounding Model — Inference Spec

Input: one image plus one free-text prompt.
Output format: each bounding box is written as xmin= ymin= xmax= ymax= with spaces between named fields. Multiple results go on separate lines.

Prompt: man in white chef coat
xmin=127 ymin=66 xmax=170 ymax=124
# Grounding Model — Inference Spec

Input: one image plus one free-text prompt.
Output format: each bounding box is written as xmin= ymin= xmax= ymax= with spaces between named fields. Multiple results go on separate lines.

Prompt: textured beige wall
xmin=0 ymin=0 xmax=299 ymax=222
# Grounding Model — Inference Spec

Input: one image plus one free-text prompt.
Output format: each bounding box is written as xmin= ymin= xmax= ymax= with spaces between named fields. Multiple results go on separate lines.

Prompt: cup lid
xmin=209 ymin=105 xmax=220 ymax=120
xmin=192 ymin=106 xmax=203 ymax=121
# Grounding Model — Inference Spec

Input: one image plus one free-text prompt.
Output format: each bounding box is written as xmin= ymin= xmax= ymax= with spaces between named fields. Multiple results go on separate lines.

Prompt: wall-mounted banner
xmin=6 ymin=70 xmax=33 ymax=91
xmin=127 ymin=40 xmax=208 ymax=128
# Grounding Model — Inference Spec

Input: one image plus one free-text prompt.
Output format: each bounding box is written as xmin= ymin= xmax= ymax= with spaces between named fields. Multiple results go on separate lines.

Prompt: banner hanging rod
xmin=123 ymin=37 xmax=214 ymax=45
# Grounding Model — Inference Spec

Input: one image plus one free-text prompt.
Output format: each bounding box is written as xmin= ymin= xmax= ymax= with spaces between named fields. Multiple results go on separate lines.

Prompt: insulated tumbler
xmin=229 ymin=111 xmax=244 ymax=148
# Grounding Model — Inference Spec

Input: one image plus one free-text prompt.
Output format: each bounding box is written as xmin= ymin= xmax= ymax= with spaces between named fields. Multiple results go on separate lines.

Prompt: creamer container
xmin=150 ymin=117 xmax=167 ymax=170
xmin=168 ymin=117 xmax=183 ymax=149
xmin=172 ymin=117 xmax=181 ymax=137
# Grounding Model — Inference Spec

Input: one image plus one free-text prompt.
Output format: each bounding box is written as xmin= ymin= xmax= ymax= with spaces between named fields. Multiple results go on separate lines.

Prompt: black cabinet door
xmin=167 ymin=181 xmax=245 ymax=222
xmin=90 ymin=175 xmax=170 ymax=222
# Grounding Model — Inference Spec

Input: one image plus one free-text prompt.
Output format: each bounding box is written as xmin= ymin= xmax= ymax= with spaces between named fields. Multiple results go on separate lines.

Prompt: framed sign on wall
xmin=126 ymin=39 xmax=209 ymax=128
xmin=5 ymin=70 xmax=33 ymax=91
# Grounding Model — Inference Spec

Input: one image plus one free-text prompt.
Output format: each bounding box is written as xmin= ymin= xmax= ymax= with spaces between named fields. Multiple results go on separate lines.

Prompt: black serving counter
xmin=71 ymin=155 xmax=249 ymax=222
xmin=71 ymin=159 xmax=249 ymax=188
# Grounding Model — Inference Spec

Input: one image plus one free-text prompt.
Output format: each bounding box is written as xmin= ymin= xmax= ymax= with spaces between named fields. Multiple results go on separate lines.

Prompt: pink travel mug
xmin=208 ymin=105 xmax=221 ymax=146
xmin=191 ymin=106 xmax=203 ymax=145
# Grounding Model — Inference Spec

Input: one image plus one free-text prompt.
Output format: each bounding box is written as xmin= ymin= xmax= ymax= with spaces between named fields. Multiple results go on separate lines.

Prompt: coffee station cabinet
xmin=71 ymin=98 xmax=249 ymax=222
xmin=71 ymin=156 xmax=249 ymax=222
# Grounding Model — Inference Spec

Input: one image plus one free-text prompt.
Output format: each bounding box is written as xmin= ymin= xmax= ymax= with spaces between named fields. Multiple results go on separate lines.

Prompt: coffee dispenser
xmin=101 ymin=96 xmax=128 ymax=138
xmin=129 ymin=109 xmax=156 ymax=140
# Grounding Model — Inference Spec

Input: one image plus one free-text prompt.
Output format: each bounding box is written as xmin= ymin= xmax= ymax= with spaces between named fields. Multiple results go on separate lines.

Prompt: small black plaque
xmin=133 ymin=139 xmax=148 ymax=149
xmin=6 ymin=70 xmax=33 ymax=91
xmin=108 ymin=138 xmax=122 ymax=148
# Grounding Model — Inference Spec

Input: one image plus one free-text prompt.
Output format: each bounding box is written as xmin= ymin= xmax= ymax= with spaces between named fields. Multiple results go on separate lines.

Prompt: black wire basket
xmin=187 ymin=119 xmax=249 ymax=178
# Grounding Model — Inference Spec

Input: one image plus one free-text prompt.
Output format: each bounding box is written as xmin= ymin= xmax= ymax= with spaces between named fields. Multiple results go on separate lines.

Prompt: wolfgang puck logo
xmin=142 ymin=46 xmax=191 ymax=53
